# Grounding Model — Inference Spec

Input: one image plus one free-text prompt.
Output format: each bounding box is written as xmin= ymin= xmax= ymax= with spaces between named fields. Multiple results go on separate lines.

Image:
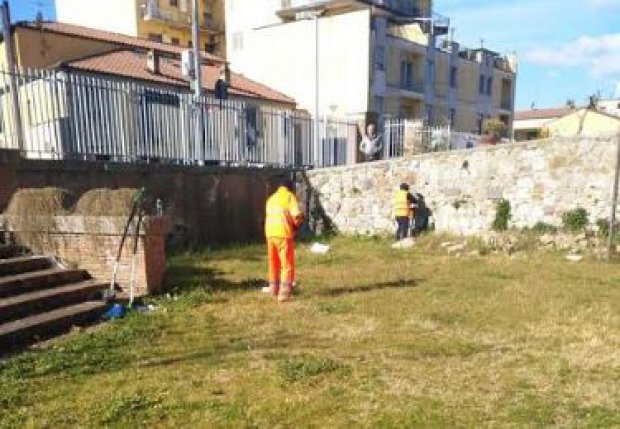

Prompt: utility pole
xmin=192 ymin=0 xmax=204 ymax=163
xmin=608 ymin=134 xmax=620 ymax=260
xmin=1 ymin=1 xmax=24 ymax=151
xmin=314 ymin=12 xmax=320 ymax=167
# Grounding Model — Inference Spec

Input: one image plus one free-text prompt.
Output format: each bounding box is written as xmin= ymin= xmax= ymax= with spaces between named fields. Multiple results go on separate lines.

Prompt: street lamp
xmin=300 ymin=9 xmax=325 ymax=167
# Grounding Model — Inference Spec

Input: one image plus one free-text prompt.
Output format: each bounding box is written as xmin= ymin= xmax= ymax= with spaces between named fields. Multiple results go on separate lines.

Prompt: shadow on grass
xmin=313 ymin=279 xmax=421 ymax=297
xmin=165 ymin=263 xmax=265 ymax=296
xmin=138 ymin=330 xmax=330 ymax=370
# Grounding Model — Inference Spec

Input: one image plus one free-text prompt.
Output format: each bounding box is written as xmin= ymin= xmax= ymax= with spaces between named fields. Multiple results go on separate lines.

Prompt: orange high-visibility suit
xmin=265 ymin=186 xmax=304 ymax=301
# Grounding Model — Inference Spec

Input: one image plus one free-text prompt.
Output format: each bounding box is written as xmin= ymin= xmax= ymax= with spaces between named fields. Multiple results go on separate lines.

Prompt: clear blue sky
xmin=8 ymin=0 xmax=620 ymax=110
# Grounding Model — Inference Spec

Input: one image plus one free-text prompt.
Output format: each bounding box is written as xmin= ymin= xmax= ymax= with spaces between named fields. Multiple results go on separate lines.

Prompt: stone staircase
xmin=0 ymin=245 xmax=108 ymax=352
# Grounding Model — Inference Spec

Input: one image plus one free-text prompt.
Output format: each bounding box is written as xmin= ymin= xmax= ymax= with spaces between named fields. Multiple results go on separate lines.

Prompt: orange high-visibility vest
xmin=265 ymin=187 xmax=302 ymax=238
xmin=394 ymin=190 xmax=411 ymax=218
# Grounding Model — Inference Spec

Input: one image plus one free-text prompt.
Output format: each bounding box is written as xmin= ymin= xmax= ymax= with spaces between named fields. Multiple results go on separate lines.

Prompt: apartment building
xmin=55 ymin=0 xmax=225 ymax=56
xmin=225 ymin=0 xmax=517 ymax=133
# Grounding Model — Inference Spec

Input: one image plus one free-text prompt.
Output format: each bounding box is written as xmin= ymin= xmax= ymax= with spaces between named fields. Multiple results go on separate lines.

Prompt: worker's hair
xmin=400 ymin=183 xmax=410 ymax=191
xmin=279 ymin=178 xmax=295 ymax=191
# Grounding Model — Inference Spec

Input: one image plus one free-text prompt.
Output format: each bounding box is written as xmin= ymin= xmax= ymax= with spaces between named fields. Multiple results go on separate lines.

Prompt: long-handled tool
xmin=108 ymin=188 xmax=146 ymax=298
xmin=128 ymin=206 xmax=144 ymax=308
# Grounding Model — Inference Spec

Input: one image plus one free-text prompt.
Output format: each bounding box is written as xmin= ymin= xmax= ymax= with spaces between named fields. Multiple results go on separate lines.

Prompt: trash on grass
xmin=102 ymin=303 xmax=126 ymax=320
xmin=310 ymin=242 xmax=330 ymax=254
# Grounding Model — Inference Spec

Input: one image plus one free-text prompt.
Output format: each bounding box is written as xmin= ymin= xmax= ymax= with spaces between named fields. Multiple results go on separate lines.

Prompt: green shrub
xmin=531 ymin=222 xmax=558 ymax=234
xmin=562 ymin=208 xmax=588 ymax=232
xmin=492 ymin=199 xmax=511 ymax=231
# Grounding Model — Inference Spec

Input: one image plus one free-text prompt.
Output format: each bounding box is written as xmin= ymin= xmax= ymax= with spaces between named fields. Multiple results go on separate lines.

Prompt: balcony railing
xmin=399 ymin=79 xmax=425 ymax=94
xmin=280 ymin=0 xmax=427 ymax=17
xmin=143 ymin=2 xmax=191 ymax=26
xmin=143 ymin=2 xmax=220 ymax=31
xmin=500 ymin=100 xmax=513 ymax=110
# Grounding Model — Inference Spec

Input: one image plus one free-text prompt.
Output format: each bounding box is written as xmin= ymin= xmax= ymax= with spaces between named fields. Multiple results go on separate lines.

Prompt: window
xmin=478 ymin=75 xmax=485 ymax=94
xmin=374 ymin=46 xmax=385 ymax=72
xmin=374 ymin=96 xmax=384 ymax=117
xmin=188 ymin=40 xmax=193 ymax=48
xmin=486 ymin=77 xmax=493 ymax=95
xmin=169 ymin=0 xmax=178 ymax=6
xmin=400 ymin=59 xmax=414 ymax=90
xmin=232 ymin=32 xmax=244 ymax=51
xmin=477 ymin=114 xmax=484 ymax=134
xmin=171 ymin=37 xmax=180 ymax=45
xmin=148 ymin=33 xmax=163 ymax=43
xmin=449 ymin=66 xmax=457 ymax=88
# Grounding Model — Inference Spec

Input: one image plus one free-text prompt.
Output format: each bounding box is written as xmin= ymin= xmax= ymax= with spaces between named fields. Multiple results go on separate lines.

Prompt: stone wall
xmin=0 ymin=151 xmax=287 ymax=245
xmin=299 ymin=136 xmax=620 ymax=236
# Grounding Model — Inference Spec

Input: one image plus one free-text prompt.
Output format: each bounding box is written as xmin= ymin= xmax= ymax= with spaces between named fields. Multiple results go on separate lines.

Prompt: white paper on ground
xmin=310 ymin=242 xmax=330 ymax=254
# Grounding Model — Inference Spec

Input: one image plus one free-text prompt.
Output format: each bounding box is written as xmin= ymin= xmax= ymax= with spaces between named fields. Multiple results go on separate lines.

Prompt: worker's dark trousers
xmin=395 ymin=217 xmax=410 ymax=241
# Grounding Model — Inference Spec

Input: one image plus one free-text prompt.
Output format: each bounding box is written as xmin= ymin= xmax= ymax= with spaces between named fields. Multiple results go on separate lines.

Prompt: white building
xmin=225 ymin=0 xmax=517 ymax=133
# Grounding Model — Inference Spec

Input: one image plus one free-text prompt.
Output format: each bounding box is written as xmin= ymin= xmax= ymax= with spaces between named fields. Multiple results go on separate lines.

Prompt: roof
xmin=546 ymin=108 xmax=620 ymax=124
xmin=15 ymin=20 xmax=223 ymax=64
xmin=60 ymin=49 xmax=296 ymax=105
xmin=514 ymin=107 xmax=575 ymax=121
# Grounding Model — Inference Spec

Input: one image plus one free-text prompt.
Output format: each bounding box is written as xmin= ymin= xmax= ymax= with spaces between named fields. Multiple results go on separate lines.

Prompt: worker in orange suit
xmin=265 ymin=178 xmax=304 ymax=302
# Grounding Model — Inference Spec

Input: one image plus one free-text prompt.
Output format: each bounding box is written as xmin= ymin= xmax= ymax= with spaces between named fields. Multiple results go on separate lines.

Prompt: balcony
xmin=143 ymin=2 xmax=191 ymax=27
xmin=142 ymin=1 xmax=220 ymax=32
xmin=500 ymin=100 xmax=513 ymax=111
xmin=386 ymin=78 xmax=425 ymax=100
xmin=400 ymin=79 xmax=424 ymax=93
xmin=277 ymin=0 xmax=428 ymax=20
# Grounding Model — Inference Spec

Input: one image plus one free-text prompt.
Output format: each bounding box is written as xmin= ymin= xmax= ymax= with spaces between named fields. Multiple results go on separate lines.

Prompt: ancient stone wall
xmin=300 ymin=136 xmax=619 ymax=235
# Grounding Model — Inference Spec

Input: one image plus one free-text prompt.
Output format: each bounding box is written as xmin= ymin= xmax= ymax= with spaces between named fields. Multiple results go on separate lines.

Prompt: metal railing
xmin=0 ymin=68 xmax=358 ymax=169
xmin=381 ymin=119 xmax=483 ymax=159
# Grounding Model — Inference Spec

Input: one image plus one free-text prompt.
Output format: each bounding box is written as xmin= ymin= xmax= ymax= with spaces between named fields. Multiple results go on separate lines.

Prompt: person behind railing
xmin=359 ymin=123 xmax=383 ymax=162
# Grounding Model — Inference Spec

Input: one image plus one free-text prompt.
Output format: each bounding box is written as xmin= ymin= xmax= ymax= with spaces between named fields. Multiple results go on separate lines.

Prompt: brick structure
xmin=0 ymin=150 xmax=287 ymax=245
xmin=2 ymin=215 xmax=170 ymax=296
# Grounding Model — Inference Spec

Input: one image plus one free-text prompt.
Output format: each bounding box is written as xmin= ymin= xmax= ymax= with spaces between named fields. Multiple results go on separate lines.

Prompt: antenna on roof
xmin=34 ymin=0 xmax=45 ymax=22
xmin=480 ymin=38 xmax=484 ymax=49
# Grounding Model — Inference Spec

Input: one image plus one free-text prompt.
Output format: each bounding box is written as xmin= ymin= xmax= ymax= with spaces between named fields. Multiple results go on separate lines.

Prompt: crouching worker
xmin=394 ymin=183 xmax=415 ymax=241
xmin=265 ymin=178 xmax=304 ymax=302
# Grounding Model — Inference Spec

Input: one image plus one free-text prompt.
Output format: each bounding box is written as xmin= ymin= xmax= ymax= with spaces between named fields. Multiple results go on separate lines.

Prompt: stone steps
xmin=0 ymin=246 xmax=109 ymax=353
xmin=0 ymin=301 xmax=107 ymax=350
xmin=0 ymin=245 xmax=27 ymax=260
xmin=0 ymin=280 xmax=108 ymax=324
xmin=0 ymin=255 xmax=52 ymax=276
xmin=0 ymin=268 xmax=90 ymax=298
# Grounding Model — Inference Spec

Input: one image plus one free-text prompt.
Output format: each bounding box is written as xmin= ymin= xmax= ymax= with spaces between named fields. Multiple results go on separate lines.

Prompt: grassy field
xmin=1 ymin=235 xmax=619 ymax=427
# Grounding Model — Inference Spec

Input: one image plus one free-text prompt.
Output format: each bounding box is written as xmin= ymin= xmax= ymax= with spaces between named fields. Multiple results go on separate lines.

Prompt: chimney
xmin=147 ymin=49 xmax=160 ymax=74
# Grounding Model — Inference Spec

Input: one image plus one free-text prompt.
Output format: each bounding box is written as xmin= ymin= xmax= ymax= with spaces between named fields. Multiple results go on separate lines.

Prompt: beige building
xmin=514 ymin=107 xmax=573 ymax=141
xmin=514 ymin=107 xmax=620 ymax=141
xmin=55 ymin=0 xmax=225 ymax=56
xmin=546 ymin=109 xmax=620 ymax=137
xmin=225 ymin=0 xmax=517 ymax=134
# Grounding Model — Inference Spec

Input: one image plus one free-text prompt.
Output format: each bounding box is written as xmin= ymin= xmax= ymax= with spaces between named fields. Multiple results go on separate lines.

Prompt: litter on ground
xmin=310 ymin=242 xmax=330 ymax=254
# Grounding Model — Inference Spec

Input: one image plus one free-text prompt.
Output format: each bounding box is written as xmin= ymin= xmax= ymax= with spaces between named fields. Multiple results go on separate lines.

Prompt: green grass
xmin=1 ymin=235 xmax=620 ymax=427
